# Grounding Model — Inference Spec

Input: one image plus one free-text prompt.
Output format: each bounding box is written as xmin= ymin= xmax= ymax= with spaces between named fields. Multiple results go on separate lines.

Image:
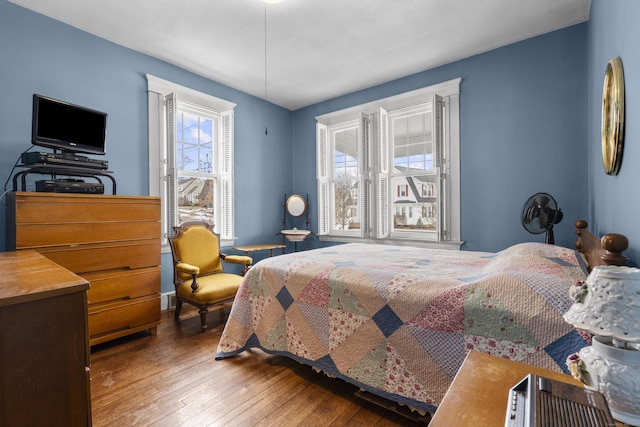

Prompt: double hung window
xmin=146 ymin=75 xmax=235 ymax=247
xmin=316 ymin=78 xmax=461 ymax=248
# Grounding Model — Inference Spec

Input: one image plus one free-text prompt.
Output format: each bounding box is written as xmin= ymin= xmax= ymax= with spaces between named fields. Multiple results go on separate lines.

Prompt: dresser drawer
xmin=15 ymin=221 xmax=159 ymax=248
xmin=84 ymin=267 xmax=160 ymax=305
xmin=37 ymin=241 xmax=160 ymax=274
xmin=88 ymin=295 xmax=160 ymax=338
xmin=11 ymin=193 xmax=160 ymax=224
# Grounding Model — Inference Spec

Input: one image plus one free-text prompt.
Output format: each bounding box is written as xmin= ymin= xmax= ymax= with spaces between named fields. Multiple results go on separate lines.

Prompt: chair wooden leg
xmin=198 ymin=307 xmax=208 ymax=332
xmin=174 ymin=299 xmax=183 ymax=319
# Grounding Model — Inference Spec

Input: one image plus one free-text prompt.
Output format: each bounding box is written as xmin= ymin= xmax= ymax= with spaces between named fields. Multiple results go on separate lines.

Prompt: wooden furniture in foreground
xmin=430 ymin=351 xmax=626 ymax=426
xmin=0 ymin=250 xmax=91 ymax=426
xmin=5 ymin=192 xmax=161 ymax=346
xmin=169 ymin=221 xmax=252 ymax=331
xmin=232 ymin=243 xmax=285 ymax=274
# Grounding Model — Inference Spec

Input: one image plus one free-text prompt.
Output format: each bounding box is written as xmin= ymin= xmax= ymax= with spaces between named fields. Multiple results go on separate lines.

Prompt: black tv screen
xmin=32 ymin=94 xmax=107 ymax=155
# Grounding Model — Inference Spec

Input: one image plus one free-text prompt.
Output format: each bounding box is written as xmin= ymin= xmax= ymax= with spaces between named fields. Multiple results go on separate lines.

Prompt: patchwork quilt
xmin=216 ymin=242 xmax=589 ymax=413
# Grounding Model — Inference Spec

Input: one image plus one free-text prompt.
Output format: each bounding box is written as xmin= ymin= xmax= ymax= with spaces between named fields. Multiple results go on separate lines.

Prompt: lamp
xmin=564 ymin=265 xmax=640 ymax=426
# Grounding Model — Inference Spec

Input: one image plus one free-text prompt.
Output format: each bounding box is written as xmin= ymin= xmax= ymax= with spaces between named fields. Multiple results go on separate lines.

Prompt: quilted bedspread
xmin=216 ymin=242 xmax=590 ymax=413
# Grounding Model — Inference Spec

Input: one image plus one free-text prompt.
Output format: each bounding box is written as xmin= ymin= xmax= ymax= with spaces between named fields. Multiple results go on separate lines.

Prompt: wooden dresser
xmin=0 ymin=250 xmax=91 ymax=426
xmin=6 ymin=192 xmax=161 ymax=346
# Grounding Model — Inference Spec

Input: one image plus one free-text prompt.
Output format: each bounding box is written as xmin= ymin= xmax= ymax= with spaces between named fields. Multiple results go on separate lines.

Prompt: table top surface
xmin=0 ymin=250 xmax=88 ymax=307
xmin=233 ymin=243 xmax=285 ymax=251
xmin=430 ymin=351 xmax=609 ymax=426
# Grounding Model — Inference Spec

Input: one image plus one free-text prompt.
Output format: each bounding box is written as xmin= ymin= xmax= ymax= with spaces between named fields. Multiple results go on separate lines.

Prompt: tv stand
xmin=13 ymin=164 xmax=116 ymax=194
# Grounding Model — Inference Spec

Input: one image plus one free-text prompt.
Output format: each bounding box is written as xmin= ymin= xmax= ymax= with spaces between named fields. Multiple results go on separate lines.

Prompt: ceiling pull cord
xmin=264 ymin=5 xmax=268 ymax=136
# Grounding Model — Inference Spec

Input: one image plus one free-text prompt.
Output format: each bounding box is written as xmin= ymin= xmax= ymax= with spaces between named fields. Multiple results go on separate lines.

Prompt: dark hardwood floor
xmin=90 ymin=305 xmax=431 ymax=426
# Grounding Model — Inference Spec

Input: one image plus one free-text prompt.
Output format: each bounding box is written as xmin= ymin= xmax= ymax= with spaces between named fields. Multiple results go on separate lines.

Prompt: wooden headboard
xmin=575 ymin=220 xmax=628 ymax=270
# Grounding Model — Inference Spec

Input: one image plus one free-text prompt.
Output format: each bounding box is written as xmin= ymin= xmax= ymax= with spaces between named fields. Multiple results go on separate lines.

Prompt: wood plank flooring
xmin=90 ymin=305 xmax=431 ymax=426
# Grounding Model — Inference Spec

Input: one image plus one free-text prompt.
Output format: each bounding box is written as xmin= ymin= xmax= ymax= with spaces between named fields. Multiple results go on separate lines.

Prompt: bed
xmin=215 ymin=221 xmax=628 ymax=414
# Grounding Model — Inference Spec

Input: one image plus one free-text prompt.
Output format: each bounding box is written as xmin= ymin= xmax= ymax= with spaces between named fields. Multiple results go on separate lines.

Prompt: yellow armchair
xmin=168 ymin=221 xmax=252 ymax=332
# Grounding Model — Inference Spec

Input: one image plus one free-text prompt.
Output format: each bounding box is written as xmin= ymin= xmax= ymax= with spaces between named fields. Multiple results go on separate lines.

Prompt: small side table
xmin=232 ymin=243 xmax=285 ymax=275
xmin=430 ymin=351 xmax=627 ymax=426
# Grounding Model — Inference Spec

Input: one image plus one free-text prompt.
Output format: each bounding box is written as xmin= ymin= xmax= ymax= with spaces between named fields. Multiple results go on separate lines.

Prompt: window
xmin=321 ymin=119 xmax=366 ymax=235
xmin=316 ymin=78 xmax=461 ymax=248
xmin=146 ymin=75 xmax=236 ymax=247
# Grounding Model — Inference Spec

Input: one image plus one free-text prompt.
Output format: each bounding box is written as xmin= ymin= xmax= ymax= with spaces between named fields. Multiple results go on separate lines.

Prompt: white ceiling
xmin=10 ymin=0 xmax=591 ymax=110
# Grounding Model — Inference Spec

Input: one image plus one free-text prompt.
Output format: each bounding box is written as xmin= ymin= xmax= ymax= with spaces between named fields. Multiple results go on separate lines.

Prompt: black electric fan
xmin=521 ymin=192 xmax=563 ymax=244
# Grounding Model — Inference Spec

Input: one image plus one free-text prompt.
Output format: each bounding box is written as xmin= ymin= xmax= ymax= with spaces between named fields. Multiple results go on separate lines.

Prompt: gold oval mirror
xmin=286 ymin=194 xmax=307 ymax=217
xmin=601 ymin=57 xmax=625 ymax=175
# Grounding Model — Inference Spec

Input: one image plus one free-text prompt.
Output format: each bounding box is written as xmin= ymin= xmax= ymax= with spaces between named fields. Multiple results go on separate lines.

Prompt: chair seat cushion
xmin=177 ymin=273 xmax=243 ymax=305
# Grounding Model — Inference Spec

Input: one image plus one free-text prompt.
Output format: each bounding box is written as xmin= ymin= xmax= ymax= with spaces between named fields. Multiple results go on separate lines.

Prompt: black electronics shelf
xmin=13 ymin=164 xmax=117 ymax=195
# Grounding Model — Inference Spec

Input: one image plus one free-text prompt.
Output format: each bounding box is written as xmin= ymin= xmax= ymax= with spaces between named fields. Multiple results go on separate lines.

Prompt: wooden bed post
xmin=575 ymin=220 xmax=628 ymax=269
xmin=601 ymin=233 xmax=629 ymax=266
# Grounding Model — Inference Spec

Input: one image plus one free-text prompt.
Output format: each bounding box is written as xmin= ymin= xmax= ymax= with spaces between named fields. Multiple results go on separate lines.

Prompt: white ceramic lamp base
xmin=580 ymin=336 xmax=640 ymax=426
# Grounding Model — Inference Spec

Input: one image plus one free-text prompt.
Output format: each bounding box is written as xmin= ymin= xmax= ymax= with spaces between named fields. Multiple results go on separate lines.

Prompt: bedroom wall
xmin=587 ymin=0 xmax=640 ymax=267
xmin=0 ymin=1 xmax=599 ymax=292
xmin=293 ymin=24 xmax=589 ymax=253
xmin=0 ymin=0 xmax=293 ymax=293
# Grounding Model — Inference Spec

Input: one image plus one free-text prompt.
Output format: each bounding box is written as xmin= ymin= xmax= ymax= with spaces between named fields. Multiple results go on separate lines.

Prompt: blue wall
xmin=294 ymin=24 xmax=589 ymax=253
xmin=587 ymin=0 xmax=640 ymax=266
xmin=5 ymin=1 xmax=634 ymax=294
xmin=0 ymin=1 xmax=294 ymax=293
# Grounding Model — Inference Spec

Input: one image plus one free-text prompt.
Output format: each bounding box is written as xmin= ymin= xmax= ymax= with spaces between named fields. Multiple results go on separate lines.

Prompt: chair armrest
xmin=176 ymin=262 xmax=200 ymax=275
xmin=223 ymin=255 xmax=253 ymax=265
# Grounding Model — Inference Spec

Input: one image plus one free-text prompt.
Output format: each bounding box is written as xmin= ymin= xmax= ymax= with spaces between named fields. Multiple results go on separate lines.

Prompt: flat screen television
xmin=32 ymin=94 xmax=107 ymax=155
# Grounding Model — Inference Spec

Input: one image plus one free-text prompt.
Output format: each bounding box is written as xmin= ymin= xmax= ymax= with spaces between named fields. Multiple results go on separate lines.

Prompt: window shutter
xmin=362 ymin=180 xmax=371 ymax=238
xmin=378 ymin=107 xmax=389 ymax=174
xmin=434 ymin=94 xmax=444 ymax=168
xmin=220 ymin=110 xmax=234 ymax=240
xmin=358 ymin=114 xmax=370 ymax=173
xmin=377 ymin=107 xmax=389 ymax=238
xmin=316 ymin=123 xmax=330 ymax=235
xmin=358 ymin=114 xmax=370 ymax=237
xmin=377 ymin=175 xmax=389 ymax=238
xmin=165 ymin=93 xmax=178 ymax=237
xmin=433 ymin=93 xmax=445 ymax=240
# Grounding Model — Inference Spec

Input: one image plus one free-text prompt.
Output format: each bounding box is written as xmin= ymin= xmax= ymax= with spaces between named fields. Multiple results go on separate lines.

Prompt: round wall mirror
xmin=601 ymin=56 xmax=625 ymax=175
xmin=286 ymin=194 xmax=307 ymax=217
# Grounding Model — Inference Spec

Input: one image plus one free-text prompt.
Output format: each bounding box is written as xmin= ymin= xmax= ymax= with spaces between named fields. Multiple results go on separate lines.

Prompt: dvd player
xmin=22 ymin=152 xmax=109 ymax=170
xmin=36 ymin=179 xmax=104 ymax=194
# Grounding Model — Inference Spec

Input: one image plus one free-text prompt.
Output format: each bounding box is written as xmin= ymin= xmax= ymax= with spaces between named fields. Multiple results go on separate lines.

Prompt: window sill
xmin=318 ymin=235 xmax=463 ymax=251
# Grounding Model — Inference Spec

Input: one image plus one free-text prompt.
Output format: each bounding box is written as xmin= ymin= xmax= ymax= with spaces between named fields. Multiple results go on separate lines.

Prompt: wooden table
xmin=0 ymin=250 xmax=92 ymax=426
xmin=232 ymin=243 xmax=285 ymax=274
xmin=233 ymin=243 xmax=285 ymax=257
xmin=430 ymin=351 xmax=626 ymax=426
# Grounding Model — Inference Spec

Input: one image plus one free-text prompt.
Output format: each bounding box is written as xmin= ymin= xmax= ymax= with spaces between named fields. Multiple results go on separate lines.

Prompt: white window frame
xmin=386 ymin=98 xmax=443 ymax=242
xmin=319 ymin=116 xmax=370 ymax=237
xmin=316 ymin=78 xmax=461 ymax=250
xmin=146 ymin=74 xmax=236 ymax=248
